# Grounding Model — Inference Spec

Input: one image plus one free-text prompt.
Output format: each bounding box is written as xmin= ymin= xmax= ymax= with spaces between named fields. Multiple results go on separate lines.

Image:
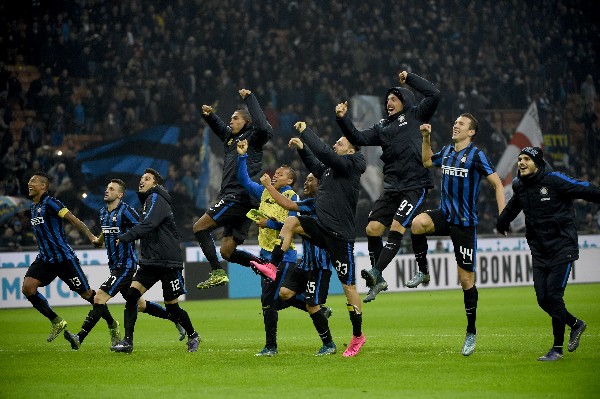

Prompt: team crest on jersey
xmin=37 ymin=207 xmax=42 ymax=214
xmin=540 ymin=186 xmax=550 ymax=201
xmin=397 ymin=114 xmax=407 ymax=127
xmin=460 ymin=155 xmax=467 ymax=163
xmin=227 ymin=138 xmax=233 ymax=146
xmin=112 ymin=216 xmax=117 ymax=222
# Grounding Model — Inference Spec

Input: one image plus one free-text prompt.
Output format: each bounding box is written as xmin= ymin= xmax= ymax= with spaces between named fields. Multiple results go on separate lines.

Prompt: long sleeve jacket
xmin=336 ymin=72 xmax=440 ymax=192
xmin=297 ymin=127 xmax=366 ymax=241
xmin=202 ymin=93 xmax=272 ymax=206
xmin=118 ymin=185 xmax=183 ymax=269
xmin=497 ymin=163 xmax=600 ymax=265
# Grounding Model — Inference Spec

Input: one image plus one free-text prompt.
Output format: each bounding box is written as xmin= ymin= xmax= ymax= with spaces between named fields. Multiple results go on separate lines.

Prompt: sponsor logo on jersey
xmin=102 ymin=226 xmax=121 ymax=234
xmin=31 ymin=217 xmax=44 ymax=226
xmin=441 ymin=165 xmax=469 ymax=177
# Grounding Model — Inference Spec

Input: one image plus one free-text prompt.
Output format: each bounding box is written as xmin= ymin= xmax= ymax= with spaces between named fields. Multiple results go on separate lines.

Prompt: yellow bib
xmin=257 ymin=188 xmax=296 ymax=252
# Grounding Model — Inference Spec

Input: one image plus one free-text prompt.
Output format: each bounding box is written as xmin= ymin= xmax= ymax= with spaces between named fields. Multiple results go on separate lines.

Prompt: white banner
xmin=354 ymin=248 xmax=600 ymax=293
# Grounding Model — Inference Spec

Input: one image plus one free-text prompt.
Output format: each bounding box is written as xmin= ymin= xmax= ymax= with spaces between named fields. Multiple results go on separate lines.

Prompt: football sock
xmin=347 ymin=303 xmax=362 ymax=337
xmin=27 ymin=291 xmax=58 ymax=320
xmin=565 ymin=312 xmax=577 ymax=327
xmin=367 ymin=235 xmax=383 ymax=269
xmin=412 ymin=233 xmax=429 ymax=274
xmin=262 ymin=305 xmax=278 ymax=349
xmin=374 ymin=230 xmax=403 ymax=274
xmin=143 ymin=301 xmax=170 ymax=319
xmin=228 ymin=250 xmax=261 ymax=267
xmin=165 ymin=303 xmax=195 ymax=336
xmin=123 ymin=287 xmax=142 ymax=342
xmin=78 ymin=304 xmax=106 ymax=342
xmin=310 ymin=307 xmax=333 ymax=345
xmin=285 ymin=294 xmax=308 ymax=313
xmin=464 ymin=286 xmax=478 ymax=334
xmin=83 ymin=290 xmax=115 ymax=326
xmin=194 ymin=230 xmax=222 ymax=271
xmin=270 ymin=242 xmax=284 ymax=267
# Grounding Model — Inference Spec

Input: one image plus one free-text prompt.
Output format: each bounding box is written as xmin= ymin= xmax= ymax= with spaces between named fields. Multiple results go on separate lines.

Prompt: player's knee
xmin=79 ymin=289 xmax=94 ymax=301
xmin=124 ymin=287 xmax=142 ymax=306
xmin=365 ymin=221 xmax=384 ymax=237
xmin=22 ymin=277 xmax=42 ymax=297
xmin=279 ymin=287 xmax=294 ymax=301
xmin=219 ymin=248 xmax=233 ymax=260
xmin=411 ymin=216 xmax=427 ymax=234
xmin=21 ymin=282 xmax=36 ymax=297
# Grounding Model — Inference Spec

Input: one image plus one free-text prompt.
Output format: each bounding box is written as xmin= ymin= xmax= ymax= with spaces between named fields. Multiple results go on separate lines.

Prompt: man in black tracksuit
xmin=335 ymin=71 xmax=440 ymax=302
xmin=112 ymin=168 xmax=200 ymax=353
xmin=496 ymin=147 xmax=600 ymax=361
xmin=266 ymin=121 xmax=367 ymax=356
xmin=194 ymin=89 xmax=273 ymax=289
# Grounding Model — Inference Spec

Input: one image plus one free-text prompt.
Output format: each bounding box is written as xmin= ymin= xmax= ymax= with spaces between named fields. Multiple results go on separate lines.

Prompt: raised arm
xmin=335 ymin=101 xmax=382 ymax=146
xmin=241 ymin=90 xmax=273 ymax=146
xmin=236 ymin=139 xmax=264 ymax=200
xmin=402 ymin=71 xmax=441 ymax=122
xmin=296 ymin=122 xmax=355 ymax=175
xmin=420 ymin=123 xmax=434 ymax=168
xmin=201 ymin=104 xmax=230 ymax=142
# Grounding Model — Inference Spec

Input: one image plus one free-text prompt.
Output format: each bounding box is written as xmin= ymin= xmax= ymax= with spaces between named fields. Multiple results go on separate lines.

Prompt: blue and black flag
xmin=76 ymin=125 xmax=180 ymax=209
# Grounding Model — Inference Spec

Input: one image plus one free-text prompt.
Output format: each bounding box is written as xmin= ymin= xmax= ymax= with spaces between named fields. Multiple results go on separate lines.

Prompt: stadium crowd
xmin=0 ymin=0 xmax=599 ymax=249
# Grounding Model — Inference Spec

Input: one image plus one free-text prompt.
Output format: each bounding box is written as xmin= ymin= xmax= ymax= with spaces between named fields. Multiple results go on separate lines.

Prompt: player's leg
xmin=137 ymin=297 xmax=187 ymax=341
xmin=112 ymin=272 xmax=150 ymax=353
xmin=452 ymin=225 xmax=478 ymax=356
xmin=361 ymin=192 xmax=397 ymax=288
xmin=262 ymin=216 xmax=308 ymax=273
xmin=537 ymin=261 xmax=578 ymax=360
xmin=278 ymin=263 xmax=309 ymax=312
xmin=162 ymin=268 xmax=200 ymax=352
xmin=306 ymin=268 xmax=335 ymax=356
xmin=407 ymin=210 xmax=440 ymax=288
xmin=255 ymin=260 xmax=293 ymax=356
xmin=22 ymin=260 xmax=65 ymax=342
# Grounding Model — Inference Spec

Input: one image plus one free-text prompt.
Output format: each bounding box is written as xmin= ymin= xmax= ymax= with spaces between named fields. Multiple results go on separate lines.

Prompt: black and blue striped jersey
xmin=30 ymin=193 xmax=76 ymax=262
xmin=99 ymin=201 xmax=139 ymax=271
xmin=296 ymin=197 xmax=333 ymax=272
xmin=432 ymin=143 xmax=496 ymax=227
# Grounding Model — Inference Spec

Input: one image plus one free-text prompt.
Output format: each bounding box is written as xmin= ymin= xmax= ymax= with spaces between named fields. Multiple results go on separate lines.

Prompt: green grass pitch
xmin=1 ymin=284 xmax=598 ymax=399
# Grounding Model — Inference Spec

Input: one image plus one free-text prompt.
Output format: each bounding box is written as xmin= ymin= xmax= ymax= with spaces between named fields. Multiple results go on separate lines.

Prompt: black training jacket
xmin=336 ymin=72 xmax=440 ymax=192
xmin=118 ymin=185 xmax=183 ymax=269
xmin=496 ymin=162 xmax=600 ymax=266
xmin=202 ymin=93 xmax=272 ymax=206
xmin=297 ymin=127 xmax=366 ymax=241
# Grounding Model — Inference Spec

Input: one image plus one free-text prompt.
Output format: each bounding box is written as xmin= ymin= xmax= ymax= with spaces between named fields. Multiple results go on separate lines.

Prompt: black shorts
xmin=427 ymin=209 xmax=477 ymax=272
xmin=99 ymin=269 xmax=135 ymax=298
xmin=304 ymin=267 xmax=331 ymax=306
xmin=133 ymin=266 xmax=186 ymax=302
xmin=25 ymin=257 xmax=90 ymax=293
xmin=297 ymin=216 xmax=356 ymax=285
xmin=206 ymin=198 xmax=253 ymax=244
xmin=369 ymin=189 xmax=428 ymax=227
